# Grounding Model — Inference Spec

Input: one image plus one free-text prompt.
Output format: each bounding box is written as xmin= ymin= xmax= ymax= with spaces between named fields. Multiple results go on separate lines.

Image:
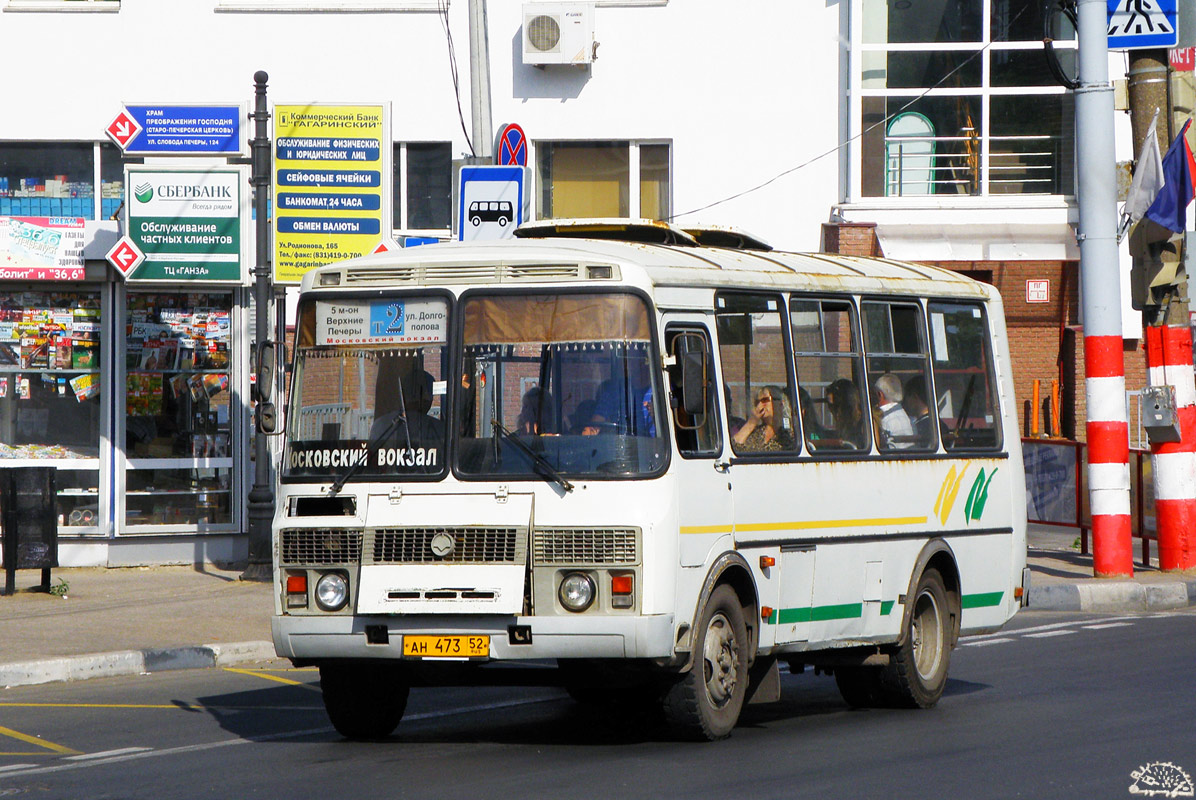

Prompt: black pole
xmin=242 ymin=70 xmax=274 ymax=581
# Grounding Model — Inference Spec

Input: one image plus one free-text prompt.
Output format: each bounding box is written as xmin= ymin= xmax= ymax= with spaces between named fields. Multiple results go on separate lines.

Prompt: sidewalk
xmin=1026 ymin=523 xmax=1196 ymax=613
xmin=0 ymin=526 xmax=1193 ymax=689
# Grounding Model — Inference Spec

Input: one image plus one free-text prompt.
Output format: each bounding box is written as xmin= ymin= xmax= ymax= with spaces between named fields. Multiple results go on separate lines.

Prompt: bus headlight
xmin=559 ymin=572 xmax=596 ymax=612
xmin=315 ymin=572 xmax=349 ymax=611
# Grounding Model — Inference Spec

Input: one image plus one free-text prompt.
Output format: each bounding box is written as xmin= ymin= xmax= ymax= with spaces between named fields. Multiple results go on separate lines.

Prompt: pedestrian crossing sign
xmin=1108 ymin=0 xmax=1178 ymax=50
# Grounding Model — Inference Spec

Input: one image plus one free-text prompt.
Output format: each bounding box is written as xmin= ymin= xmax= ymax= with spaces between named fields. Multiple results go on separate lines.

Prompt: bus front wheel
xmin=662 ymin=584 xmax=749 ymax=740
xmin=880 ymin=567 xmax=952 ymax=708
xmin=319 ymin=662 xmax=409 ymax=740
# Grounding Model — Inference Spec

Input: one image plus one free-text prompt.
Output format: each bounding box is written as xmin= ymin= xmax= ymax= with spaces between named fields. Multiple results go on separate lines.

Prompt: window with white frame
xmin=855 ymin=0 xmax=1075 ymax=198
xmin=393 ymin=142 xmax=452 ymax=233
xmin=3 ymin=0 xmax=118 ymax=11
xmin=535 ymin=141 xmax=671 ymax=220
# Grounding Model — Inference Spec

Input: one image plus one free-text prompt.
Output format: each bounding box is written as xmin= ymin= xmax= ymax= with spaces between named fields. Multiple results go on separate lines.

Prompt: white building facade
xmin=0 ymin=0 xmax=1112 ymax=566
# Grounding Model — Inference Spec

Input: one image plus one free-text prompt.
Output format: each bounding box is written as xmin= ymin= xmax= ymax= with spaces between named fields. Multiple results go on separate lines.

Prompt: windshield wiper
xmin=491 ymin=420 xmax=574 ymax=493
xmin=328 ymin=412 xmax=406 ymax=496
xmin=329 ymin=378 xmax=412 ymax=496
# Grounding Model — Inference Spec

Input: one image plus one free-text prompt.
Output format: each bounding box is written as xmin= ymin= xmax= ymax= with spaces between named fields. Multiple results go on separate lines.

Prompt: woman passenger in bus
xmin=516 ymin=386 xmax=555 ymax=435
xmin=826 ymin=378 xmax=865 ymax=448
xmin=732 ymin=385 xmax=795 ymax=453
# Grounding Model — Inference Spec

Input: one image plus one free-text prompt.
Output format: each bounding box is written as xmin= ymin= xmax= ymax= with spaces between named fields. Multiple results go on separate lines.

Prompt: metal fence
xmin=1023 ymin=438 xmax=1156 ymax=566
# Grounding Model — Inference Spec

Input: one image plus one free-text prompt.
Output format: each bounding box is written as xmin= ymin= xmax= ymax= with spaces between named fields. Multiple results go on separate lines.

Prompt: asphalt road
xmin=0 ymin=609 xmax=1193 ymax=800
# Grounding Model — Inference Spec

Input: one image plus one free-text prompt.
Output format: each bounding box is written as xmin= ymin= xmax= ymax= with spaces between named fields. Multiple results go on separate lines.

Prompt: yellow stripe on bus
xmin=679 ymin=524 xmax=735 ymax=535
xmin=681 ymin=516 xmax=927 ymax=535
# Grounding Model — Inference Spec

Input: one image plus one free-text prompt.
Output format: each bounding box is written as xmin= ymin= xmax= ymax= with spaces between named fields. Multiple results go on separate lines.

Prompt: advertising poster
xmin=0 ymin=217 xmax=85 ymax=281
xmin=124 ymin=167 xmax=247 ymax=282
xmin=273 ymin=103 xmax=390 ymax=284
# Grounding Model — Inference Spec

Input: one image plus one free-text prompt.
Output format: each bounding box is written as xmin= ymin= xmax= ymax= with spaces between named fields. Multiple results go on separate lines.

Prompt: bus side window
xmin=862 ymin=300 xmax=936 ymax=452
xmin=927 ymin=301 xmax=1002 ymax=450
xmin=790 ymin=297 xmax=869 ymax=454
xmin=715 ymin=293 xmax=799 ymax=455
xmin=665 ymin=326 xmax=721 ymax=457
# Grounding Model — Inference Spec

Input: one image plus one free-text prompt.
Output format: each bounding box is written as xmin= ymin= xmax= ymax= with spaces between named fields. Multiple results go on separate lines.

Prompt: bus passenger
xmin=369 ymin=367 xmax=444 ymax=446
xmin=826 ymin=378 xmax=865 ymax=447
xmin=732 ymin=386 xmax=795 ymax=452
xmin=873 ymin=373 xmax=914 ymax=450
xmin=903 ymin=375 xmax=933 ymax=447
xmin=517 ymin=386 xmax=555 ymax=434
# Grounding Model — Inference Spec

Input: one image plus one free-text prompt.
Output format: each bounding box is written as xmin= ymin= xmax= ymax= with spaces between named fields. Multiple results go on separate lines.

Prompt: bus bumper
xmin=272 ymin=612 xmax=676 ymax=661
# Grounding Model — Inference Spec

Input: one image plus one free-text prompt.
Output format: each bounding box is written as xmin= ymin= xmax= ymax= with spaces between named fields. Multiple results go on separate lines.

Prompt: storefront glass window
xmin=99 ymin=142 xmax=127 ymax=222
xmin=124 ymin=292 xmax=234 ymax=528
xmin=0 ymin=289 xmax=103 ymax=529
xmin=0 ymin=142 xmax=96 ymax=220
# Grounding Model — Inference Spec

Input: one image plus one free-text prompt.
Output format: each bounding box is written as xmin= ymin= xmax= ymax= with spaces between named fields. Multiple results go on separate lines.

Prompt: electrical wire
xmin=440 ymin=0 xmax=476 ymax=157
xmin=667 ymin=5 xmax=1036 ymax=221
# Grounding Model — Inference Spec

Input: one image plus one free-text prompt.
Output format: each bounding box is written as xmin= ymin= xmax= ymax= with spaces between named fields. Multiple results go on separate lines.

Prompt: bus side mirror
xmin=255 ymin=341 xmax=277 ymax=403
xmin=258 ymin=402 xmax=278 ymax=435
xmin=680 ymin=350 xmax=708 ymax=416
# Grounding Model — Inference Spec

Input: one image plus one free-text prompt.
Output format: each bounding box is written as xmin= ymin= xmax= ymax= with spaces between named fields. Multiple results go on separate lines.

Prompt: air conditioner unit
xmin=522 ymin=2 xmax=595 ymax=66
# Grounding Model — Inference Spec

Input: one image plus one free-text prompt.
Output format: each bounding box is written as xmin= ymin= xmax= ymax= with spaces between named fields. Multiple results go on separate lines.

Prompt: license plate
xmin=402 ymin=634 xmax=489 ymax=659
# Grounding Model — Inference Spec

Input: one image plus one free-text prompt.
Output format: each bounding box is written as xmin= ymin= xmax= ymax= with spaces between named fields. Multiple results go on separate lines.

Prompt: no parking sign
xmin=495 ymin=123 xmax=528 ymax=167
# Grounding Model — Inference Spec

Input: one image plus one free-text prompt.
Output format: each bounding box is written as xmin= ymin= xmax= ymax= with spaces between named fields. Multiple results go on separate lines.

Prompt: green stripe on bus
xmin=961 ymin=591 xmax=1004 ymax=609
xmin=767 ymin=603 xmax=864 ymax=625
xmin=765 ymin=595 xmax=996 ymax=626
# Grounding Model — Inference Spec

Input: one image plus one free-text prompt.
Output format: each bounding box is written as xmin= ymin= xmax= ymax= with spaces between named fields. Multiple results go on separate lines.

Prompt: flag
xmin=1124 ymin=113 xmax=1164 ymax=224
xmin=1144 ymin=119 xmax=1196 ymax=234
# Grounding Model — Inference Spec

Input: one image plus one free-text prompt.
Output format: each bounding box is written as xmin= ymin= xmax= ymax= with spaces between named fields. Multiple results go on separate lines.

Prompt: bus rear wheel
xmin=879 ymin=568 xmax=953 ymax=708
xmin=662 ymin=584 xmax=749 ymax=741
xmin=319 ymin=662 xmax=410 ymax=740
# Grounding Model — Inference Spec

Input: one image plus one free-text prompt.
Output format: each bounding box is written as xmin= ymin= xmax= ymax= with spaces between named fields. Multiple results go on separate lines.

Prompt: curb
xmin=1028 ymin=579 xmax=1196 ymax=613
xmin=0 ymin=641 xmax=276 ymax=689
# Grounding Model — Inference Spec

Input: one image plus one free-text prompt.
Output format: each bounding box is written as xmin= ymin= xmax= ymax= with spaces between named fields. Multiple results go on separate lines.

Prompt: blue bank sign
xmin=111 ymin=104 xmax=244 ymax=156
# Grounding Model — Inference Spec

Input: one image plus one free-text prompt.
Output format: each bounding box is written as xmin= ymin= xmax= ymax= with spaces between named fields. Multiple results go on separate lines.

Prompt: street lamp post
xmin=242 ymin=70 xmax=275 ymax=581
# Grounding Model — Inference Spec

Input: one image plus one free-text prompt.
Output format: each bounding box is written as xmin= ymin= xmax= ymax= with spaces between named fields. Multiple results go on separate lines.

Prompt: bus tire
xmin=662 ymin=584 xmax=749 ymax=740
xmin=834 ymin=666 xmax=884 ymax=708
xmin=880 ymin=568 xmax=952 ymax=708
xmin=319 ymin=662 xmax=409 ymax=740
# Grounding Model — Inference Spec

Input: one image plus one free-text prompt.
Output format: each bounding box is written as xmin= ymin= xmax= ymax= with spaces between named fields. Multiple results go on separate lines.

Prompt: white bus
xmin=272 ymin=220 xmax=1028 ymax=741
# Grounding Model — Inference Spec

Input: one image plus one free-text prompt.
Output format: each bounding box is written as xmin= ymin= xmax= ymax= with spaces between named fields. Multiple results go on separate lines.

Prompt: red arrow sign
xmin=105 ymin=109 xmax=143 ymax=150
xmin=105 ymin=236 xmax=145 ymax=278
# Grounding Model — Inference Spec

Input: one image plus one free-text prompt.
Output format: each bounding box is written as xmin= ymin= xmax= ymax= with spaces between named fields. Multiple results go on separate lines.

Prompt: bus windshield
xmin=455 ymin=292 xmax=667 ymax=480
xmin=285 ymin=295 xmax=449 ymax=480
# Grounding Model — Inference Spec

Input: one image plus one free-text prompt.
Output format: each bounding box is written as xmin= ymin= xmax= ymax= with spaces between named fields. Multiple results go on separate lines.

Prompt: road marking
xmin=1082 ymin=622 xmax=1135 ymax=630
xmin=961 ymin=637 xmax=1014 ymax=647
xmin=65 ymin=748 xmax=152 ymax=761
xmin=0 ymin=703 xmax=317 ymax=712
xmin=0 ymin=726 xmax=80 ymax=756
xmin=1025 ymin=630 xmax=1077 ymax=639
xmin=222 ymin=667 xmax=311 ymax=687
xmin=0 ymin=695 xmax=567 ymax=779
xmin=963 ymin=614 xmax=1151 ymax=644
xmin=0 ymin=765 xmax=36 ymax=773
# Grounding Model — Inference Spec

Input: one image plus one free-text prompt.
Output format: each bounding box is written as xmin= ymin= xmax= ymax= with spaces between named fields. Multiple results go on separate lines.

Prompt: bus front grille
xmin=368 ymin=527 xmax=524 ymax=564
xmin=533 ymin=528 xmax=639 ymax=565
xmin=279 ymin=529 xmax=364 ymax=565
